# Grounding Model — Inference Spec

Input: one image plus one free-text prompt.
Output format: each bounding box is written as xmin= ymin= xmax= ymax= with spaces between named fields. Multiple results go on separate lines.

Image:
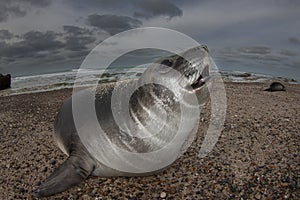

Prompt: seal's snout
xmin=191 ymin=74 xmax=205 ymax=89
xmin=177 ymin=46 xmax=211 ymax=91
xmin=153 ymin=45 xmax=211 ymax=92
xmin=190 ymin=65 xmax=210 ymax=90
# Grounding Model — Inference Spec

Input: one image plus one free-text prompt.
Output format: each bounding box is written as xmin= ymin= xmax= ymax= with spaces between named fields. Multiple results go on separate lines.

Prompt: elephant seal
xmin=265 ymin=82 xmax=286 ymax=92
xmin=0 ymin=74 xmax=11 ymax=90
xmin=33 ymin=45 xmax=213 ymax=197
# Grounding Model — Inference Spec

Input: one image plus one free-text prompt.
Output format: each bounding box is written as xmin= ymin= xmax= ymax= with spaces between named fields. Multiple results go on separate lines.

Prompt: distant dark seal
xmin=265 ymin=82 xmax=286 ymax=92
xmin=34 ymin=46 xmax=213 ymax=197
xmin=0 ymin=74 xmax=11 ymax=90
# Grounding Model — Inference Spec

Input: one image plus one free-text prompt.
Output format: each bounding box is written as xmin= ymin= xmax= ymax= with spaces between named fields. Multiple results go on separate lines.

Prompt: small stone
xmin=160 ymin=192 xmax=167 ymax=198
xmin=88 ymin=191 xmax=95 ymax=197
xmin=247 ymin=188 xmax=253 ymax=194
xmin=255 ymin=193 xmax=261 ymax=199
xmin=167 ymin=186 xmax=177 ymax=194
xmin=230 ymin=185 xmax=237 ymax=192
xmin=288 ymin=181 xmax=297 ymax=190
xmin=72 ymin=193 xmax=79 ymax=200
xmin=82 ymin=194 xmax=90 ymax=200
xmin=49 ymin=159 xmax=56 ymax=165
xmin=280 ymin=183 xmax=289 ymax=187
xmin=42 ymin=167 xmax=48 ymax=172
xmin=18 ymin=187 xmax=25 ymax=193
xmin=195 ymin=190 xmax=202 ymax=195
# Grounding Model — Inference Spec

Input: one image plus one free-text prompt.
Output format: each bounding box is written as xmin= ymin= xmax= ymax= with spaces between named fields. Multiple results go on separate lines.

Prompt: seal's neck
xmin=128 ymin=83 xmax=180 ymax=124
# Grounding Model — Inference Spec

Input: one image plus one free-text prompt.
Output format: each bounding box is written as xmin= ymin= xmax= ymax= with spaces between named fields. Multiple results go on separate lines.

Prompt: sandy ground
xmin=0 ymin=82 xmax=299 ymax=199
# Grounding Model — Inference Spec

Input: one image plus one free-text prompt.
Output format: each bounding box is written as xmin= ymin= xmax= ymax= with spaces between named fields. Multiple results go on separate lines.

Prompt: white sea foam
xmin=0 ymin=68 xmax=297 ymax=96
xmin=1 ymin=67 xmax=145 ymax=96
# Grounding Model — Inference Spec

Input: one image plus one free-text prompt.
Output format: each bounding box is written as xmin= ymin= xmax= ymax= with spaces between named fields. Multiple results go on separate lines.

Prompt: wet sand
xmin=0 ymin=82 xmax=299 ymax=199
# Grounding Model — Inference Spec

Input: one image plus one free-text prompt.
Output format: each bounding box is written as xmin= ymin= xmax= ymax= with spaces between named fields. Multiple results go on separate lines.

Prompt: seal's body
xmin=265 ymin=82 xmax=286 ymax=92
xmin=34 ymin=46 xmax=213 ymax=197
xmin=0 ymin=74 xmax=11 ymax=90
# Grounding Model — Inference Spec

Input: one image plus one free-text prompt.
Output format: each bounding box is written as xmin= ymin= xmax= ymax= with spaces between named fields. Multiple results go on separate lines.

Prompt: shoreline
xmin=1 ymin=79 xmax=298 ymax=97
xmin=0 ymin=82 xmax=299 ymax=199
xmin=1 ymin=70 xmax=297 ymax=97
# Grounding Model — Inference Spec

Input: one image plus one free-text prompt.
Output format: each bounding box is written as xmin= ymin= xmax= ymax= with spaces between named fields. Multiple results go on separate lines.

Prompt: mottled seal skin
xmin=33 ymin=46 xmax=213 ymax=197
xmin=265 ymin=82 xmax=286 ymax=92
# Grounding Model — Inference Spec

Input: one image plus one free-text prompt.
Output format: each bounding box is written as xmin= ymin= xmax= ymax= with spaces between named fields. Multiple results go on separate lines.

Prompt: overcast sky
xmin=0 ymin=0 xmax=299 ymax=79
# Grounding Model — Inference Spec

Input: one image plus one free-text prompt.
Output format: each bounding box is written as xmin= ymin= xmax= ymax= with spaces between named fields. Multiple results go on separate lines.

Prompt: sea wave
xmin=0 ymin=69 xmax=297 ymax=96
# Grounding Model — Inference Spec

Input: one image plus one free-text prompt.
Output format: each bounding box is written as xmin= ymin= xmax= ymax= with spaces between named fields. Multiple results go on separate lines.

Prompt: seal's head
xmin=140 ymin=45 xmax=211 ymax=97
xmin=127 ymin=45 xmax=212 ymax=153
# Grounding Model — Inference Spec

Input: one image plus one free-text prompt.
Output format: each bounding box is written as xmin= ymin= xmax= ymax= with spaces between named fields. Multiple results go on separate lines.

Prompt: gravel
xmin=0 ymin=82 xmax=299 ymax=199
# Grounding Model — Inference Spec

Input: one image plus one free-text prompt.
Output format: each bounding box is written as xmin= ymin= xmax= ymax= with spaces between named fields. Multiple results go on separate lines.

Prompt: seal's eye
xmin=161 ymin=59 xmax=173 ymax=67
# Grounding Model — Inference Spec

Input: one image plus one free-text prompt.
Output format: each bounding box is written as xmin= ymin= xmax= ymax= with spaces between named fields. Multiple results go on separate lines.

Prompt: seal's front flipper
xmin=33 ymin=155 xmax=95 ymax=197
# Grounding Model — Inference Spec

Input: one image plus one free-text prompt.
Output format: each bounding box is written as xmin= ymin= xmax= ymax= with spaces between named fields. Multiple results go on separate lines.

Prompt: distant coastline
xmin=0 ymin=68 xmax=297 ymax=97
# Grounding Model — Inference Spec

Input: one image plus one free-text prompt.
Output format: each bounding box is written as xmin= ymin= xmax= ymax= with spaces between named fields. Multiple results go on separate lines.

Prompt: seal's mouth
xmin=188 ymin=64 xmax=210 ymax=91
xmin=191 ymin=74 xmax=206 ymax=90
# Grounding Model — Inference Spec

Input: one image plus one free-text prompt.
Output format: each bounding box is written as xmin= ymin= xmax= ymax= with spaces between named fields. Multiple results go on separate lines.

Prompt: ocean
xmin=0 ymin=66 xmax=297 ymax=96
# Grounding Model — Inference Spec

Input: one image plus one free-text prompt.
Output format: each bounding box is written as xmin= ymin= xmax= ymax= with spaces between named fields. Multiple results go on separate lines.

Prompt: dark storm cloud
xmin=133 ymin=0 xmax=183 ymax=19
xmin=215 ymin=46 xmax=286 ymax=64
xmin=288 ymin=37 xmax=300 ymax=45
xmin=0 ymin=31 xmax=64 ymax=59
xmin=22 ymin=31 xmax=64 ymax=51
xmin=65 ymin=35 xmax=96 ymax=51
xmin=68 ymin=0 xmax=123 ymax=10
xmin=0 ymin=25 xmax=98 ymax=66
xmin=20 ymin=0 xmax=52 ymax=7
xmin=63 ymin=25 xmax=93 ymax=36
xmin=67 ymin=50 xmax=90 ymax=58
xmin=0 ymin=0 xmax=51 ymax=22
xmin=68 ymin=0 xmax=183 ymax=19
xmin=87 ymin=14 xmax=142 ymax=35
xmin=0 ymin=2 xmax=25 ymax=22
xmin=0 ymin=30 xmax=14 ymax=40
xmin=63 ymin=25 xmax=96 ymax=51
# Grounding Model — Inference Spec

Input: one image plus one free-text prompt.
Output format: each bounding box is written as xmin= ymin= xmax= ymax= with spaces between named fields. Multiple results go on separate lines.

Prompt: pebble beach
xmin=0 ymin=82 xmax=299 ymax=199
